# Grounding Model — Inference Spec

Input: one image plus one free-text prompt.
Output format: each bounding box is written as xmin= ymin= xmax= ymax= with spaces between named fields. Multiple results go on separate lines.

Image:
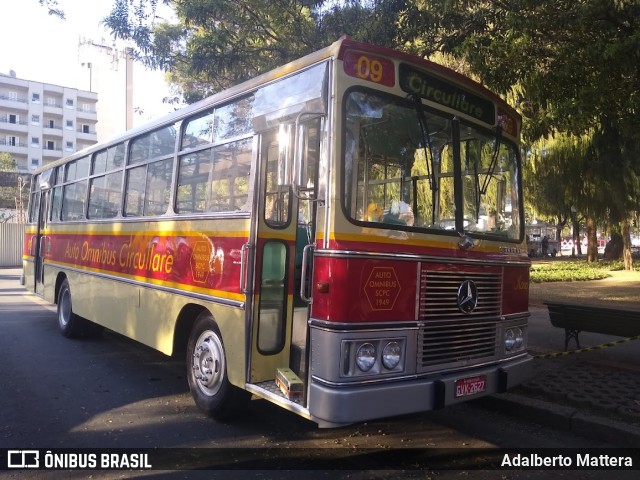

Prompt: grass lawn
xmin=530 ymin=258 xmax=640 ymax=283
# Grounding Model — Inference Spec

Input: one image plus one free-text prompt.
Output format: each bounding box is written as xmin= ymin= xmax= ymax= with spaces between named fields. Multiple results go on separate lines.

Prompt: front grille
xmin=417 ymin=267 xmax=502 ymax=373
xmin=418 ymin=319 xmax=499 ymax=371
xmin=419 ymin=269 xmax=502 ymax=319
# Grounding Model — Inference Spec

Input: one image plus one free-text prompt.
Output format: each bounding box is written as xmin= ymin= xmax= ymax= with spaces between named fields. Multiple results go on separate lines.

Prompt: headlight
xmin=513 ymin=327 xmax=524 ymax=349
xmin=382 ymin=341 xmax=401 ymax=369
xmin=341 ymin=337 xmax=406 ymax=378
xmin=355 ymin=343 xmax=376 ymax=371
xmin=505 ymin=329 xmax=516 ymax=351
xmin=505 ymin=327 xmax=524 ymax=351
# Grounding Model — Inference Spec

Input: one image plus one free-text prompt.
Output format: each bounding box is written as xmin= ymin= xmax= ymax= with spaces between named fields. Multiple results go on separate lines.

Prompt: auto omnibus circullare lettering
xmin=119 ymin=240 xmax=174 ymax=274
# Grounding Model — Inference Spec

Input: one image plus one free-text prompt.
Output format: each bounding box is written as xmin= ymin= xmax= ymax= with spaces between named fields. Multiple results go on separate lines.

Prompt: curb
xmin=478 ymin=392 xmax=640 ymax=447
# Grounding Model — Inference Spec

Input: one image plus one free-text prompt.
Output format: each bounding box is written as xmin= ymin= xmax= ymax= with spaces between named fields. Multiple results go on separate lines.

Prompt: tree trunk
xmin=586 ymin=217 xmax=598 ymax=262
xmin=555 ymin=215 xmax=565 ymax=250
xmin=573 ymin=216 xmax=582 ymax=256
xmin=623 ymin=222 xmax=633 ymax=271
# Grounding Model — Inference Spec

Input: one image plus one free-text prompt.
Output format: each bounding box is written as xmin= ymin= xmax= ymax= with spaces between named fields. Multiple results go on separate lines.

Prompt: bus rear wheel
xmin=57 ymin=279 xmax=103 ymax=338
xmin=187 ymin=313 xmax=250 ymax=420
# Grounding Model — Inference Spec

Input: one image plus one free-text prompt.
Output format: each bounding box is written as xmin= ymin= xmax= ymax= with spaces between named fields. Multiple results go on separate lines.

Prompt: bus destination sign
xmin=343 ymin=50 xmax=395 ymax=87
xmin=399 ymin=63 xmax=495 ymax=126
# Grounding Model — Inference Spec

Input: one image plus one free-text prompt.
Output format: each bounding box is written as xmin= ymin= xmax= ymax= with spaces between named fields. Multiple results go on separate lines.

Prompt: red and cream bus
xmin=23 ymin=37 xmax=532 ymax=427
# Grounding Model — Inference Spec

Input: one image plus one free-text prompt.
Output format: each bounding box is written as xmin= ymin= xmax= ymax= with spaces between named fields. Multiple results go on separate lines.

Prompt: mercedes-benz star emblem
xmin=457 ymin=280 xmax=478 ymax=313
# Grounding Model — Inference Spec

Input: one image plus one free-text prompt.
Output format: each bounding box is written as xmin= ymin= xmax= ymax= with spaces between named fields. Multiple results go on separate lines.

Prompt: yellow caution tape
xmin=533 ymin=335 xmax=640 ymax=359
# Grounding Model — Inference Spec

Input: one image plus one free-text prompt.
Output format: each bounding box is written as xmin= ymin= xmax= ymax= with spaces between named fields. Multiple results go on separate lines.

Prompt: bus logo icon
xmin=7 ymin=450 xmax=39 ymax=468
xmin=456 ymin=280 xmax=478 ymax=313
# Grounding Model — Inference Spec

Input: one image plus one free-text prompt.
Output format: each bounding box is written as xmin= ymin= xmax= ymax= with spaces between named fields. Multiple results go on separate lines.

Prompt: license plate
xmin=455 ymin=375 xmax=486 ymax=398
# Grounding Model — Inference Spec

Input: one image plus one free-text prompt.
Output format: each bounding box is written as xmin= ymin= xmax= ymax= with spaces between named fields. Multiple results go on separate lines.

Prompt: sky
xmin=0 ymin=0 xmax=175 ymax=125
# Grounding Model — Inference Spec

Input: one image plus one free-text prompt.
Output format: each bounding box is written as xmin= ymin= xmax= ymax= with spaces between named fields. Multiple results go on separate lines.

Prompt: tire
xmin=57 ymin=279 xmax=103 ymax=338
xmin=187 ymin=312 xmax=250 ymax=420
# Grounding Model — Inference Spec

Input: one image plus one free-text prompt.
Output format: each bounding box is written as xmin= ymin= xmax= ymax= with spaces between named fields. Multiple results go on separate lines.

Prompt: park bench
xmin=544 ymin=302 xmax=640 ymax=350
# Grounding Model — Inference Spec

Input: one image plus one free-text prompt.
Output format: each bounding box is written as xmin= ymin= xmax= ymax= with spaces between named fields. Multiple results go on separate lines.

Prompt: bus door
xmin=33 ymin=172 xmax=52 ymax=296
xmin=248 ymin=117 xmax=322 ymax=391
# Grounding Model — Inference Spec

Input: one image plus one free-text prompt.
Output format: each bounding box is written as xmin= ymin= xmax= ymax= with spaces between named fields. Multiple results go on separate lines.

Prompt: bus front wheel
xmin=187 ymin=313 xmax=250 ymax=420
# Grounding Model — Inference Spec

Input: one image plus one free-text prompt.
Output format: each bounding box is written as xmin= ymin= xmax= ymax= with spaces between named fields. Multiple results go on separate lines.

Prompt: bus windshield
xmin=342 ymin=89 xmax=521 ymax=241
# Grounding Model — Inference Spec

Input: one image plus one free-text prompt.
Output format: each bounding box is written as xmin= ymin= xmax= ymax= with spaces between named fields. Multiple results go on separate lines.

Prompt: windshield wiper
xmin=472 ymin=125 xmax=502 ymax=222
xmin=410 ymin=94 xmax=438 ymax=224
xmin=480 ymin=125 xmax=503 ymax=196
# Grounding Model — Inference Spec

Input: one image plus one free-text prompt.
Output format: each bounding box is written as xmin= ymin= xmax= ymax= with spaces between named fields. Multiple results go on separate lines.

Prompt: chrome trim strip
xmin=308 ymin=312 xmax=524 ymax=331
xmin=312 ymin=373 xmax=418 ymax=387
xmin=314 ymin=249 xmax=530 ymax=266
xmin=309 ymin=319 xmax=420 ymax=331
xmin=45 ymin=262 xmax=245 ymax=309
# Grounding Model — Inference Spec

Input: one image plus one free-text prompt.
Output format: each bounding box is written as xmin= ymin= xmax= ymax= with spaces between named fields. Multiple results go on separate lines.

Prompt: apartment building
xmin=0 ymin=71 xmax=98 ymax=173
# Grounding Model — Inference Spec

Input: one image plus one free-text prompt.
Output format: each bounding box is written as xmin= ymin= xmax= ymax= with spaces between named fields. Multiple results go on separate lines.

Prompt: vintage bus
xmin=23 ymin=37 xmax=532 ymax=427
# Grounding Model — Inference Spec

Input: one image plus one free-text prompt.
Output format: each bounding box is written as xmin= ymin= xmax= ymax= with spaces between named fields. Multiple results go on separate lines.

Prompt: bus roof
xmin=31 ymin=36 xmax=519 ymax=176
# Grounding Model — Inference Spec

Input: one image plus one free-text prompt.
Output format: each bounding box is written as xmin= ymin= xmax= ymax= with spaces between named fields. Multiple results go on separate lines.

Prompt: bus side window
xmin=143 ymin=158 xmax=172 ymax=216
xmin=263 ymin=127 xmax=291 ymax=227
xmin=88 ymin=171 xmax=122 ymax=219
xmin=61 ymin=181 xmax=88 ymax=221
xmin=124 ymin=166 xmax=146 ymax=217
xmin=176 ymin=138 xmax=252 ymax=214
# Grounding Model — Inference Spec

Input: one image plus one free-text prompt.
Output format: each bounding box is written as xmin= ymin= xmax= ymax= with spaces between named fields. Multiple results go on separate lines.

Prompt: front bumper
xmin=308 ymin=355 xmax=533 ymax=427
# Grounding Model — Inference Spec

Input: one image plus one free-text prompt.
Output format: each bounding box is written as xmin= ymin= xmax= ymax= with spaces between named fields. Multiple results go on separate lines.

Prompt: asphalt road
xmin=0 ymin=268 xmax=635 ymax=479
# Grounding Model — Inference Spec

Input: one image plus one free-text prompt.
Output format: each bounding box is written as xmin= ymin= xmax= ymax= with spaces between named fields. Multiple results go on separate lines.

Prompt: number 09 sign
xmin=343 ymin=50 xmax=395 ymax=87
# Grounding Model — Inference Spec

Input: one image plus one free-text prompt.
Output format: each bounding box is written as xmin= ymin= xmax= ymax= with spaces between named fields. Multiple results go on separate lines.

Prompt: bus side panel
xmin=139 ymin=286 xmax=247 ymax=387
xmin=60 ymin=269 xmax=247 ymax=386
xmin=22 ymin=259 xmax=35 ymax=291
xmin=61 ymin=268 xmax=138 ymax=337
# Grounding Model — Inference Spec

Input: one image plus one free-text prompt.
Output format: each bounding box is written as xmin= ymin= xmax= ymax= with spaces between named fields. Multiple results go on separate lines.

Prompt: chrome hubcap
xmin=59 ymin=289 xmax=71 ymax=327
xmin=191 ymin=330 xmax=224 ymax=396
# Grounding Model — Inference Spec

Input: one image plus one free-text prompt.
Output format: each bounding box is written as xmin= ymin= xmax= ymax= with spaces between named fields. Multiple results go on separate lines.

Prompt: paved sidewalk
xmin=482 ymin=270 xmax=640 ymax=447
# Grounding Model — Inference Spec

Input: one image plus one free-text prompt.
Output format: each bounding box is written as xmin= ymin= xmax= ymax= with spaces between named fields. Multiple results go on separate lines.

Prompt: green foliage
xmin=530 ymin=258 xmax=640 ymax=283
xmin=524 ymin=132 xmax=592 ymax=223
xmin=423 ymin=0 xmax=640 ymax=141
xmin=530 ymin=260 xmax=613 ymax=283
xmin=103 ymin=1 xmax=408 ymax=101
xmin=599 ymin=259 xmax=640 ymax=273
xmin=0 ymin=152 xmax=15 ymax=172
xmin=0 ymin=153 xmax=28 ymax=210
xmin=38 ymin=0 xmax=65 ymax=19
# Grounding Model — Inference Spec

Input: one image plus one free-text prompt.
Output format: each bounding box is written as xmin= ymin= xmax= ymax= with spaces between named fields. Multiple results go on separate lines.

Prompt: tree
xmin=103 ymin=0 xmax=407 ymax=101
xmin=412 ymin=0 xmax=640 ymax=268
xmin=0 ymin=153 xmax=29 ymax=217
xmin=38 ymin=0 xmax=65 ymax=18
xmin=0 ymin=153 xmax=14 ymax=171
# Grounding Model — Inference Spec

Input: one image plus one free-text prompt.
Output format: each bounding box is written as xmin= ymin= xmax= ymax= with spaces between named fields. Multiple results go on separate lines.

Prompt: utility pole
xmin=15 ymin=176 xmax=26 ymax=224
